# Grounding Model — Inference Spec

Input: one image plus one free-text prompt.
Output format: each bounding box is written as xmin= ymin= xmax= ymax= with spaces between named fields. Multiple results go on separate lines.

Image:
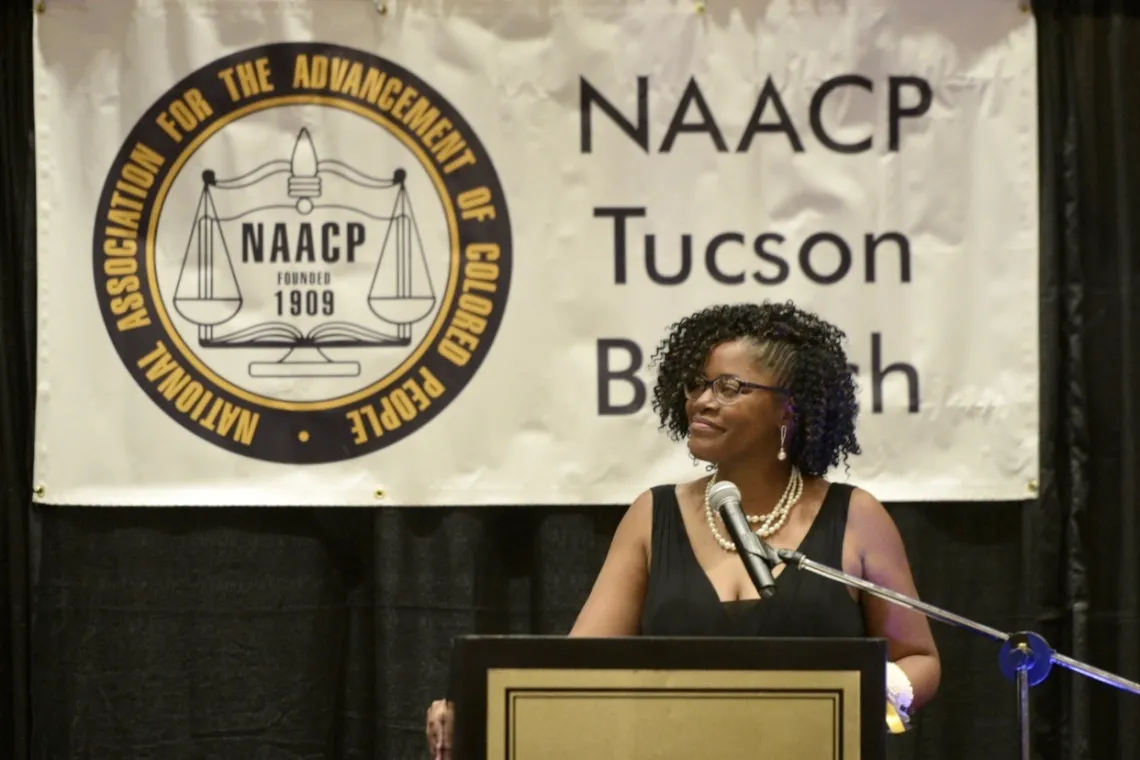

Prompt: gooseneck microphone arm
xmin=775 ymin=545 xmax=1140 ymax=759
xmin=708 ymin=474 xmax=1140 ymax=760
xmin=707 ymin=480 xmax=1139 ymax=760
xmin=776 ymin=545 xmax=1140 ymax=691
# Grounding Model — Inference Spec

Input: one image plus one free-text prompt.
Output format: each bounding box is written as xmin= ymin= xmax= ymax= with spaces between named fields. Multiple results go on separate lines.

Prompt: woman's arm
xmin=569 ymin=489 xmax=653 ymax=637
xmin=850 ymin=489 xmax=941 ymax=711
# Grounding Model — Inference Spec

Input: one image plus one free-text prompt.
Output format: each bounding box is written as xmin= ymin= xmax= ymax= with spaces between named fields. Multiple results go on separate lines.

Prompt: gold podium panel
xmin=486 ymin=668 xmax=860 ymax=760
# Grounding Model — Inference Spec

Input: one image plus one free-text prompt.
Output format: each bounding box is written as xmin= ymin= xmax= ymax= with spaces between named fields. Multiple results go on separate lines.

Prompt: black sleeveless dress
xmin=640 ymin=483 xmax=867 ymax=638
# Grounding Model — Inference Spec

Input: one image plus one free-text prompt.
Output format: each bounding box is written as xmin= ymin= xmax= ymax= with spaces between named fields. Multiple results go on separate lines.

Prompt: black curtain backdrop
xmin=3 ymin=1 xmax=1139 ymax=758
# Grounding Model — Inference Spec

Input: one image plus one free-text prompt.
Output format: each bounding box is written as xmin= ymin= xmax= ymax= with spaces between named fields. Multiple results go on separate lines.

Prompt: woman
xmin=426 ymin=301 xmax=940 ymax=759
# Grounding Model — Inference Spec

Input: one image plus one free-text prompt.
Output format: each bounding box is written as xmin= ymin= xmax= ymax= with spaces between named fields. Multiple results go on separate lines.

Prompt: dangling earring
xmin=777 ymin=425 xmax=787 ymax=461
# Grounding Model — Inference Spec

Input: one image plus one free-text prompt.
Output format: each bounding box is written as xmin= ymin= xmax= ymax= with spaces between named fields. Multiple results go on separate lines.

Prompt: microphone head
xmin=707 ymin=480 xmax=742 ymax=513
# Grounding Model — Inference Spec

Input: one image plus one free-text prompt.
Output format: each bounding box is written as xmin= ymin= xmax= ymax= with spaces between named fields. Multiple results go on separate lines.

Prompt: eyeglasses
xmin=684 ymin=374 xmax=790 ymax=406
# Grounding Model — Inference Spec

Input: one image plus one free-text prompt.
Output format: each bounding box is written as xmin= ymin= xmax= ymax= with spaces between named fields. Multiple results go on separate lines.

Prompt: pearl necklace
xmin=704 ymin=466 xmax=803 ymax=552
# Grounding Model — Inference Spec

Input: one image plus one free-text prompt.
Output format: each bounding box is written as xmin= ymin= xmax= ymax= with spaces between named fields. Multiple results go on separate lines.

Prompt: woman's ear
xmin=782 ymin=396 xmax=797 ymax=424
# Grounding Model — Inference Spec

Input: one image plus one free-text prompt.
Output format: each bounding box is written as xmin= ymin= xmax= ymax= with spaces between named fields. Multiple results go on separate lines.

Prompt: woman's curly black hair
xmin=649 ymin=300 xmax=861 ymax=477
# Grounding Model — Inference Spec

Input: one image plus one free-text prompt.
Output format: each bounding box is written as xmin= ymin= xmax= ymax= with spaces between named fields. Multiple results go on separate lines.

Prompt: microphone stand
xmin=743 ymin=541 xmax=1140 ymax=760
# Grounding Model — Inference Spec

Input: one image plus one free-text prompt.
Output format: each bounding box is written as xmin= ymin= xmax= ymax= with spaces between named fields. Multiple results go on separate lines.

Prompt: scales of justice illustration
xmin=171 ymin=127 xmax=438 ymax=378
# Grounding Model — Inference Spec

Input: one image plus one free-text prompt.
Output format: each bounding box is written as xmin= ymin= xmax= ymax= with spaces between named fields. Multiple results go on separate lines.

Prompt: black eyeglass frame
xmin=684 ymin=374 xmax=791 ymax=405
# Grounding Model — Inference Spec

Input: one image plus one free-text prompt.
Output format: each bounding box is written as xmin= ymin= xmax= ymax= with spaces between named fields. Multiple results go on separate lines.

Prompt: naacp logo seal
xmin=93 ymin=43 xmax=512 ymax=464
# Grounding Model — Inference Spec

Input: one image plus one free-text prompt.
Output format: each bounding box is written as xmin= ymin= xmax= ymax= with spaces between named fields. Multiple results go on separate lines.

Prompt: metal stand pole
xmin=1017 ymin=666 xmax=1030 ymax=760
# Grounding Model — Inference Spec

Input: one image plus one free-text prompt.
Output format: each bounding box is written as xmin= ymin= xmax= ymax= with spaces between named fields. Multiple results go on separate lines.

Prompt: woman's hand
xmin=425 ymin=699 xmax=454 ymax=760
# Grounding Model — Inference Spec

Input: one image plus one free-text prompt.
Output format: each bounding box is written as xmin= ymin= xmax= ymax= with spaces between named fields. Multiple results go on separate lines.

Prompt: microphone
xmin=707 ymin=481 xmax=779 ymax=599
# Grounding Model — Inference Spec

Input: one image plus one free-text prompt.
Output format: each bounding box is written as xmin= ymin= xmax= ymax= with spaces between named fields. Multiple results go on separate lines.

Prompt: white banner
xmin=32 ymin=0 xmax=1039 ymax=506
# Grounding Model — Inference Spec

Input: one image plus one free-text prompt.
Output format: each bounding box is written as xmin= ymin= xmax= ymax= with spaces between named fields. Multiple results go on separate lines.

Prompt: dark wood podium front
xmin=447 ymin=636 xmax=887 ymax=760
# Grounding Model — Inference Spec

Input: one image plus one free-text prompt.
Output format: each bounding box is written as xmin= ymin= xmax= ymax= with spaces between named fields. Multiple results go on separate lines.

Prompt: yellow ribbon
xmin=885 ymin=701 xmax=910 ymax=734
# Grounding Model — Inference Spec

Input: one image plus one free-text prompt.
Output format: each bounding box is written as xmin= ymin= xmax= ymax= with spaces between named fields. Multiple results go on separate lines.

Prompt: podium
xmin=447 ymin=635 xmax=887 ymax=760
